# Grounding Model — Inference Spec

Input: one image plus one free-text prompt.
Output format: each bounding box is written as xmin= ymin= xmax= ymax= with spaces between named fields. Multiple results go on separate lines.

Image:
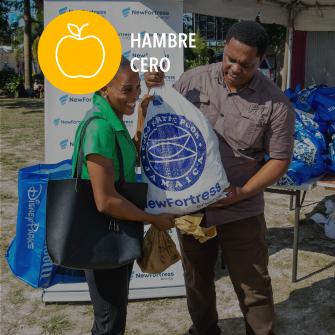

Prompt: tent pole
xmin=286 ymin=26 xmax=293 ymax=89
xmin=281 ymin=29 xmax=289 ymax=91
xmin=286 ymin=4 xmax=294 ymax=89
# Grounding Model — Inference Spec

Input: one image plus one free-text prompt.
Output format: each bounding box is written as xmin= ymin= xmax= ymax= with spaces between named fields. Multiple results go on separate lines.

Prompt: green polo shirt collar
xmin=93 ymin=93 xmax=125 ymax=132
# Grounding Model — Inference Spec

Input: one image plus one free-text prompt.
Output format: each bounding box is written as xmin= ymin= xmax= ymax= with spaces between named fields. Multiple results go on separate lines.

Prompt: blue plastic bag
xmin=284 ymin=85 xmax=335 ymax=183
xmin=285 ymin=85 xmax=335 ymax=137
xmin=6 ymin=160 xmax=85 ymax=288
xmin=296 ymin=111 xmax=327 ymax=154
xmin=277 ymin=161 xmax=312 ymax=186
xmin=329 ymin=122 xmax=335 ymax=136
xmin=278 ymin=111 xmax=326 ymax=186
xmin=284 ymin=85 xmax=320 ymax=113
xmin=325 ymin=135 xmax=335 ymax=174
xmin=310 ymin=87 xmax=335 ymax=122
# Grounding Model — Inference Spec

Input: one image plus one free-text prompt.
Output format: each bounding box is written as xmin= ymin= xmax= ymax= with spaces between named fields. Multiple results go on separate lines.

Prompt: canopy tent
xmin=184 ymin=0 xmax=335 ymax=88
xmin=184 ymin=0 xmax=335 ymax=31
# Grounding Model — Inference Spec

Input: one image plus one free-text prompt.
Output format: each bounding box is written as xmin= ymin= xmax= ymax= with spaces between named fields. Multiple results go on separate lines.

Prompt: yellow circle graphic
xmin=38 ymin=10 xmax=122 ymax=94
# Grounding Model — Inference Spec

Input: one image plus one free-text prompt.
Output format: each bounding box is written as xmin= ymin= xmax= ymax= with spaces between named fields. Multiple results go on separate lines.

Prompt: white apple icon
xmin=55 ymin=23 xmax=106 ymax=78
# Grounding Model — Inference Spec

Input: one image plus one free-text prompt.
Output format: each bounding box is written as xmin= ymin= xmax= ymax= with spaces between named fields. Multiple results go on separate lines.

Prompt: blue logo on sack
xmin=122 ymin=7 xmax=131 ymax=17
xmin=141 ymin=112 xmax=206 ymax=191
xmin=59 ymin=95 xmax=69 ymax=105
xmin=152 ymin=95 xmax=163 ymax=106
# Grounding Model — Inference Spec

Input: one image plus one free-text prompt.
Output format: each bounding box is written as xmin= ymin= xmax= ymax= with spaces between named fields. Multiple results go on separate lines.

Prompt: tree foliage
xmin=184 ymin=32 xmax=209 ymax=70
xmin=0 ymin=2 xmax=11 ymax=44
xmin=2 ymin=0 xmax=44 ymax=90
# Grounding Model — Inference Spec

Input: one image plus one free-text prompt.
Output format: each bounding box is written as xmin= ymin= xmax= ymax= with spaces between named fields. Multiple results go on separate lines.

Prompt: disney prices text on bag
xmin=141 ymin=86 xmax=229 ymax=215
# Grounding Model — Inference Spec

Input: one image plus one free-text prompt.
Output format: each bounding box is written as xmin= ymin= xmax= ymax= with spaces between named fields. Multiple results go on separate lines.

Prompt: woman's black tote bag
xmin=46 ymin=116 xmax=147 ymax=270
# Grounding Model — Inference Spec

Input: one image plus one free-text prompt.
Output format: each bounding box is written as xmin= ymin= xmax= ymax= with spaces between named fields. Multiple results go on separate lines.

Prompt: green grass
xmin=0 ymin=192 xmax=17 ymax=201
xmin=1 ymin=153 xmax=31 ymax=172
xmin=8 ymin=288 xmax=26 ymax=305
xmin=41 ymin=314 xmax=73 ymax=335
xmin=0 ymin=97 xmax=44 ymax=178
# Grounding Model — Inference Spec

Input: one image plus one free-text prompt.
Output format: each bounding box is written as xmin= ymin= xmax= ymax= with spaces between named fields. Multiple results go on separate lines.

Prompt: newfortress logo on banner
xmin=132 ymin=271 xmax=175 ymax=280
xmin=58 ymin=94 xmax=92 ymax=106
xmin=59 ymin=138 xmax=74 ymax=150
xmin=53 ymin=118 xmax=80 ymax=127
xmin=122 ymin=50 xmax=149 ymax=60
xmin=58 ymin=6 xmax=107 ymax=16
xmin=122 ymin=50 xmax=171 ymax=61
xmin=121 ymin=7 xmax=170 ymax=20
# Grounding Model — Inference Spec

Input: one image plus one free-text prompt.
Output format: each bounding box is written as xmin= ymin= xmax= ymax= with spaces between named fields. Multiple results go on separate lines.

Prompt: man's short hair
xmin=226 ymin=21 xmax=269 ymax=56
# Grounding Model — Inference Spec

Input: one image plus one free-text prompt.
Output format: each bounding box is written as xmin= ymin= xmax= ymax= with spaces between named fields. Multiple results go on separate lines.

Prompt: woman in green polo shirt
xmin=72 ymin=57 xmax=175 ymax=335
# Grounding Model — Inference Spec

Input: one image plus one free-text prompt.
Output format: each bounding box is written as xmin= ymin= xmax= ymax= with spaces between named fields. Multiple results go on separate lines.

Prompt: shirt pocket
xmin=237 ymin=104 xmax=270 ymax=148
xmin=189 ymin=92 xmax=209 ymax=108
xmin=193 ymin=93 xmax=220 ymax=127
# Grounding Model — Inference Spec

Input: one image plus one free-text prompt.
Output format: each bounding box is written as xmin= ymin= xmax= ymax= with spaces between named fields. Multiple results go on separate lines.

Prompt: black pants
xmin=85 ymin=262 xmax=134 ymax=335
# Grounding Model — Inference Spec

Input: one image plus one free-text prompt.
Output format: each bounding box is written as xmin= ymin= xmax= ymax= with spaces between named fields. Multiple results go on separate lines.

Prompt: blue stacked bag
xmin=309 ymin=86 xmax=335 ymax=174
xmin=284 ymin=84 xmax=319 ymax=113
xmin=277 ymin=111 xmax=326 ymax=186
xmin=311 ymin=87 xmax=335 ymax=122
xmin=327 ymin=134 xmax=335 ymax=174
xmin=6 ymin=160 xmax=85 ymax=288
xmin=285 ymin=85 xmax=335 ymax=136
xmin=279 ymin=85 xmax=335 ymax=185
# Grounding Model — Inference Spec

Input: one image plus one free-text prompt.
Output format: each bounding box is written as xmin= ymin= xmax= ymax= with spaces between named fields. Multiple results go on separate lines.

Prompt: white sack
xmin=140 ymin=86 xmax=229 ymax=215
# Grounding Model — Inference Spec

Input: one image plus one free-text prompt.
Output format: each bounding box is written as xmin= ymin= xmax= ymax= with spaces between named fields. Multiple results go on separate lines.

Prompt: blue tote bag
xmin=6 ymin=160 xmax=85 ymax=288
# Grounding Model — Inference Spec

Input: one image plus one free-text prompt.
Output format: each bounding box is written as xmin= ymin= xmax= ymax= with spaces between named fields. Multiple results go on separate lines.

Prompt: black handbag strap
xmin=74 ymin=116 xmax=126 ymax=184
xmin=114 ymin=136 xmax=125 ymax=184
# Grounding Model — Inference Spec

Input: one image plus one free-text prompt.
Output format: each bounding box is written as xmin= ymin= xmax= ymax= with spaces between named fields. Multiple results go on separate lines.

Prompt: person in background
xmin=72 ymin=57 xmax=175 ymax=335
xmin=145 ymin=21 xmax=295 ymax=335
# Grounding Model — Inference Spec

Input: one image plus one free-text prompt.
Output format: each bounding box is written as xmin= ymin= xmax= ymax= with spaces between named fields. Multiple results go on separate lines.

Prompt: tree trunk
xmin=23 ymin=0 xmax=32 ymax=91
xmin=35 ymin=0 xmax=44 ymax=21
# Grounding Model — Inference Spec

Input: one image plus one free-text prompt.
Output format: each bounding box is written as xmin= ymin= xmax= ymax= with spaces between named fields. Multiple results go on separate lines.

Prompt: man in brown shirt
xmin=145 ymin=21 xmax=295 ymax=335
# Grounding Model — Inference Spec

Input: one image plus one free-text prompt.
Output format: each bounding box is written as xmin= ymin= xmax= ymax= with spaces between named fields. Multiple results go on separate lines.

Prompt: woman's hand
xmin=139 ymin=94 xmax=153 ymax=118
xmin=151 ymin=213 xmax=176 ymax=231
xmin=87 ymin=155 xmax=174 ymax=226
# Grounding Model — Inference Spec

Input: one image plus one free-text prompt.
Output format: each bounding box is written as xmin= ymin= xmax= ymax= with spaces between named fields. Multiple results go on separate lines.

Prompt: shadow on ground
xmin=217 ymin=277 xmax=335 ymax=335
xmin=214 ymin=195 xmax=335 ymax=281
xmin=215 ymin=223 xmax=334 ymax=281
xmin=0 ymin=97 xmax=44 ymax=112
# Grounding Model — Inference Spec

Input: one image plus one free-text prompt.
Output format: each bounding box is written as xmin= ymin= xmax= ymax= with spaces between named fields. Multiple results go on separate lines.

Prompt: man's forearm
xmin=242 ymin=158 xmax=290 ymax=197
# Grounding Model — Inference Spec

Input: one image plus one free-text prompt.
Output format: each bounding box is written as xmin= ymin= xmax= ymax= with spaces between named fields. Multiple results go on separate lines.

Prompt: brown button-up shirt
xmin=173 ymin=62 xmax=295 ymax=225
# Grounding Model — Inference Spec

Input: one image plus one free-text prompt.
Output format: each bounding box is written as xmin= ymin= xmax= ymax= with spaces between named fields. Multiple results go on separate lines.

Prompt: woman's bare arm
xmin=87 ymin=154 xmax=175 ymax=230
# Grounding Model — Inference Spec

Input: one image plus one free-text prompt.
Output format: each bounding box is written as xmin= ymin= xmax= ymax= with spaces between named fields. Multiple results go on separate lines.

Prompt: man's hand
xmin=208 ymin=158 xmax=291 ymax=209
xmin=144 ymin=70 xmax=165 ymax=89
xmin=208 ymin=185 xmax=249 ymax=208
